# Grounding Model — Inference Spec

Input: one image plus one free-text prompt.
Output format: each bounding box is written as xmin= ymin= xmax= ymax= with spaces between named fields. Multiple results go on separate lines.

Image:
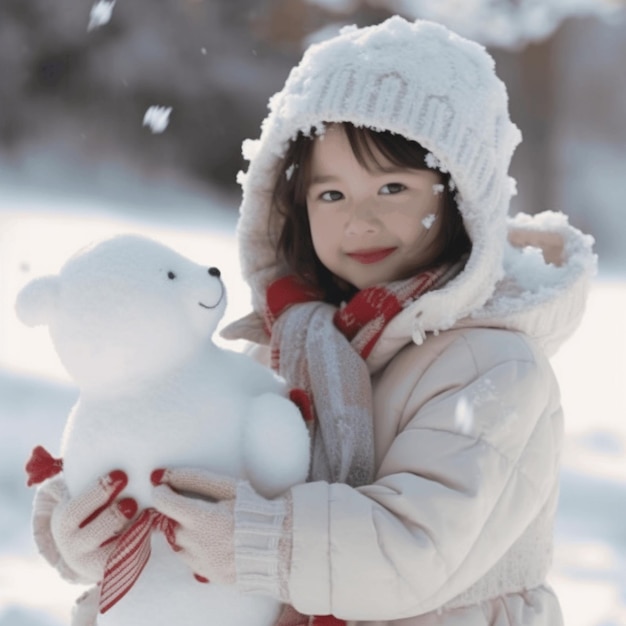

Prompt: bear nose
xmin=208 ymin=267 xmax=221 ymax=278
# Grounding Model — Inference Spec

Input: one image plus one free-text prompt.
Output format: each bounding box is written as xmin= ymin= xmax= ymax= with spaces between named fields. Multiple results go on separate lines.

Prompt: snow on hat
xmin=230 ymin=15 xmax=522 ymax=340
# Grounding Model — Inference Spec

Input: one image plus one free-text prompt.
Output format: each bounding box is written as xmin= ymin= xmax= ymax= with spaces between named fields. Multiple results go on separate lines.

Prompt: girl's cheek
xmin=310 ymin=215 xmax=344 ymax=240
xmin=383 ymin=210 xmax=425 ymax=228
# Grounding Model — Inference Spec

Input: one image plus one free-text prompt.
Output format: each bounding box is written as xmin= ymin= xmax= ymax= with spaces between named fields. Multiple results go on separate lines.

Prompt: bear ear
xmin=15 ymin=276 xmax=60 ymax=327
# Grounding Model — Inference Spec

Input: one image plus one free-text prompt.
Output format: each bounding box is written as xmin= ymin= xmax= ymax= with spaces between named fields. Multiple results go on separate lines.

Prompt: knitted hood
xmin=222 ymin=17 xmax=596 ymax=367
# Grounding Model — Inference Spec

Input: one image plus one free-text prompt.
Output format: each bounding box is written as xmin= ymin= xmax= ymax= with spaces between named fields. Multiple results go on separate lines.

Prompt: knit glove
xmin=32 ymin=471 xmax=137 ymax=583
xmin=152 ymin=467 xmax=293 ymax=600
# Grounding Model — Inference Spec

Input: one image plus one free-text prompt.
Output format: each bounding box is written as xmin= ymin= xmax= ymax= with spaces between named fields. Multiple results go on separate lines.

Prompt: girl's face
xmin=306 ymin=125 xmax=446 ymax=290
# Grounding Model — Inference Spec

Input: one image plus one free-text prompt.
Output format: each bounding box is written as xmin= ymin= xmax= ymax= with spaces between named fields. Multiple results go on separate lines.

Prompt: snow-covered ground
xmin=0 ymin=179 xmax=625 ymax=625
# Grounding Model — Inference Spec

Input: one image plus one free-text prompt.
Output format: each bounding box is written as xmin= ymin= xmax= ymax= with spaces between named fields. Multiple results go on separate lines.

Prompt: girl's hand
xmin=33 ymin=471 xmax=137 ymax=583
xmin=151 ymin=467 xmax=238 ymax=584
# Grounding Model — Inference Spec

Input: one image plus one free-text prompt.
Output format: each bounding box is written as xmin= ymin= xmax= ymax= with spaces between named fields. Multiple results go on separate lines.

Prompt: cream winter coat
xmin=289 ymin=320 xmax=562 ymax=625
xmin=226 ymin=212 xmax=596 ymax=626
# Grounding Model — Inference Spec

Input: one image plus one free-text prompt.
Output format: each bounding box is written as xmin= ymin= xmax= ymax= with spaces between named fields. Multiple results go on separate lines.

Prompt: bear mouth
xmin=198 ymin=281 xmax=224 ymax=310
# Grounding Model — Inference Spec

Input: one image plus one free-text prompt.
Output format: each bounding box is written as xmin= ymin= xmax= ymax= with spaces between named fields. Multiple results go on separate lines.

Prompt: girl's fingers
xmin=99 ymin=498 xmax=139 ymax=546
xmin=152 ymin=483 xmax=225 ymax=531
xmin=151 ymin=467 xmax=236 ymax=501
xmin=86 ymin=497 xmax=138 ymax=545
xmin=63 ymin=470 xmax=128 ymax=529
xmin=152 ymin=483 xmax=197 ymax=521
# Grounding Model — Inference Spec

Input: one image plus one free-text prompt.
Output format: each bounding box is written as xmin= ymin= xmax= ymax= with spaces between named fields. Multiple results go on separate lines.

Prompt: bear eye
xmin=167 ymin=271 xmax=176 ymax=280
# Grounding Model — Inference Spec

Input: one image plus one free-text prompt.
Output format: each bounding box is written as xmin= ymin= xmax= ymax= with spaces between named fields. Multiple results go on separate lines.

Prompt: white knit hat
xmin=227 ymin=16 xmax=522 ymax=342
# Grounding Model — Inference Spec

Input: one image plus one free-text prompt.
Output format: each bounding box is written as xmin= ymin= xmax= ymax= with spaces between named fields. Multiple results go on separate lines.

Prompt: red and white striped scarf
xmin=265 ymin=265 xmax=457 ymax=488
xmin=266 ymin=267 xmax=455 ymax=361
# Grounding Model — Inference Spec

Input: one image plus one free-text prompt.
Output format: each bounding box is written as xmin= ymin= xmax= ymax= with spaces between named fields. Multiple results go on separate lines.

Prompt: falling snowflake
xmin=422 ymin=213 xmax=437 ymax=229
xmin=432 ymin=183 xmax=444 ymax=196
xmin=142 ymin=106 xmax=173 ymax=134
xmin=454 ymin=396 xmax=474 ymax=435
xmin=285 ymin=164 xmax=296 ymax=181
xmin=88 ymin=0 xmax=116 ymax=32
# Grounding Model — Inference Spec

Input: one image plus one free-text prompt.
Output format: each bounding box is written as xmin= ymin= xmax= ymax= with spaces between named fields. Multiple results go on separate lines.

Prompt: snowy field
xmin=0 ymin=179 xmax=625 ymax=626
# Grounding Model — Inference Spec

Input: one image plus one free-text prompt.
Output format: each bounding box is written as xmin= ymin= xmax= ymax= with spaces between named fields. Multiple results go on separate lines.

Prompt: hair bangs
xmin=343 ymin=125 xmax=433 ymax=173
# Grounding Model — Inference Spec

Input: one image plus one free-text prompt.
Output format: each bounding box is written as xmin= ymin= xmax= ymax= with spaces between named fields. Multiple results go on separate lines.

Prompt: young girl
xmin=32 ymin=16 xmax=596 ymax=626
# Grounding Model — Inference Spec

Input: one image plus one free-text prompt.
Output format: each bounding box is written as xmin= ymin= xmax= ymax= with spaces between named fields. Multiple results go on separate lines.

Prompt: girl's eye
xmin=380 ymin=183 xmax=406 ymax=195
xmin=320 ymin=190 xmax=344 ymax=202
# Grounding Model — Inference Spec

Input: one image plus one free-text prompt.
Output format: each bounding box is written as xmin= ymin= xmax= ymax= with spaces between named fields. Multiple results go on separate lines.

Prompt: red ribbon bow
xmin=25 ymin=445 xmax=64 ymax=486
xmin=99 ymin=507 xmax=179 ymax=613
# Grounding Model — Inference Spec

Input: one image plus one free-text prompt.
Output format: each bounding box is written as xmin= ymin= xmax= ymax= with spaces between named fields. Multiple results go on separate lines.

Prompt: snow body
xmin=16 ymin=234 xmax=310 ymax=626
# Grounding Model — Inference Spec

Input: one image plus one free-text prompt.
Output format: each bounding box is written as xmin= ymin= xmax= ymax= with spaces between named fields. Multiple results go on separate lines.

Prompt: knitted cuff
xmin=234 ymin=481 xmax=293 ymax=602
xmin=32 ymin=479 xmax=86 ymax=584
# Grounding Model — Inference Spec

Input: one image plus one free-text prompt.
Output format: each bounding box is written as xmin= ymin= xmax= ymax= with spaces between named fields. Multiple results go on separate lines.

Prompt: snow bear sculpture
xmin=16 ymin=234 xmax=311 ymax=626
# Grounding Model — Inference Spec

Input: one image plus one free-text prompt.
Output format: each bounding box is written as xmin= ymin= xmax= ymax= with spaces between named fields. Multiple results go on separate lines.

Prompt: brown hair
xmin=271 ymin=123 xmax=471 ymax=304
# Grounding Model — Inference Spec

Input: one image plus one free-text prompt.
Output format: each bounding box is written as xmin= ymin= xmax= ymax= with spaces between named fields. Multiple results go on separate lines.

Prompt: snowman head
xmin=15 ymin=235 xmax=227 ymax=389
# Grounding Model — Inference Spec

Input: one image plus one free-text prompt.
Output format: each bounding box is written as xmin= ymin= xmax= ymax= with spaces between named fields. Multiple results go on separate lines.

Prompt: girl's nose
xmin=345 ymin=200 xmax=379 ymax=236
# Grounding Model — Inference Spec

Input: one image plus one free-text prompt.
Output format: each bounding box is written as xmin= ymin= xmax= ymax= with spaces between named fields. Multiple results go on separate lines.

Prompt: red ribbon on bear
xmin=25 ymin=445 xmax=64 ymax=486
xmin=99 ymin=507 xmax=179 ymax=614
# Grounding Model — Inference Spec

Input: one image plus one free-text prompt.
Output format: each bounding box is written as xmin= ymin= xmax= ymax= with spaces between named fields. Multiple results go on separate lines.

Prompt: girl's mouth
xmin=346 ymin=247 xmax=397 ymax=264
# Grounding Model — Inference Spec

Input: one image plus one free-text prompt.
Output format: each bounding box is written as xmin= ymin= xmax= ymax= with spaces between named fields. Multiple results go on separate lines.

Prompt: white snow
xmin=285 ymin=163 xmax=296 ymax=181
xmin=87 ymin=0 xmax=116 ymax=32
xmin=142 ymin=106 xmax=173 ymax=134
xmin=422 ymin=213 xmax=437 ymax=229
xmin=504 ymin=243 xmax=563 ymax=289
xmin=0 ymin=178 xmax=625 ymax=625
xmin=454 ymin=396 xmax=474 ymax=435
xmin=425 ymin=152 xmax=448 ymax=172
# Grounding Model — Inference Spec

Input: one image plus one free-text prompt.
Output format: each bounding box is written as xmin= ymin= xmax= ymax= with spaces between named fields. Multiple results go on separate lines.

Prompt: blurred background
xmin=1 ymin=2 xmax=626 ymax=625
xmin=0 ymin=0 xmax=625 ymax=269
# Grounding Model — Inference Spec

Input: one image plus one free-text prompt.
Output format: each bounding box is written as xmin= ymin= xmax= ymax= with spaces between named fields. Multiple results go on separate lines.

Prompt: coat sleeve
xmin=286 ymin=329 xmax=563 ymax=620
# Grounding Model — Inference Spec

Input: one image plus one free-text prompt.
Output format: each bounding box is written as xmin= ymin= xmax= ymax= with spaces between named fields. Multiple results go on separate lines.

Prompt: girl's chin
xmin=344 ymin=274 xmax=395 ymax=290
xmin=334 ymin=263 xmax=416 ymax=290
xmin=347 ymin=268 xmax=422 ymax=289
